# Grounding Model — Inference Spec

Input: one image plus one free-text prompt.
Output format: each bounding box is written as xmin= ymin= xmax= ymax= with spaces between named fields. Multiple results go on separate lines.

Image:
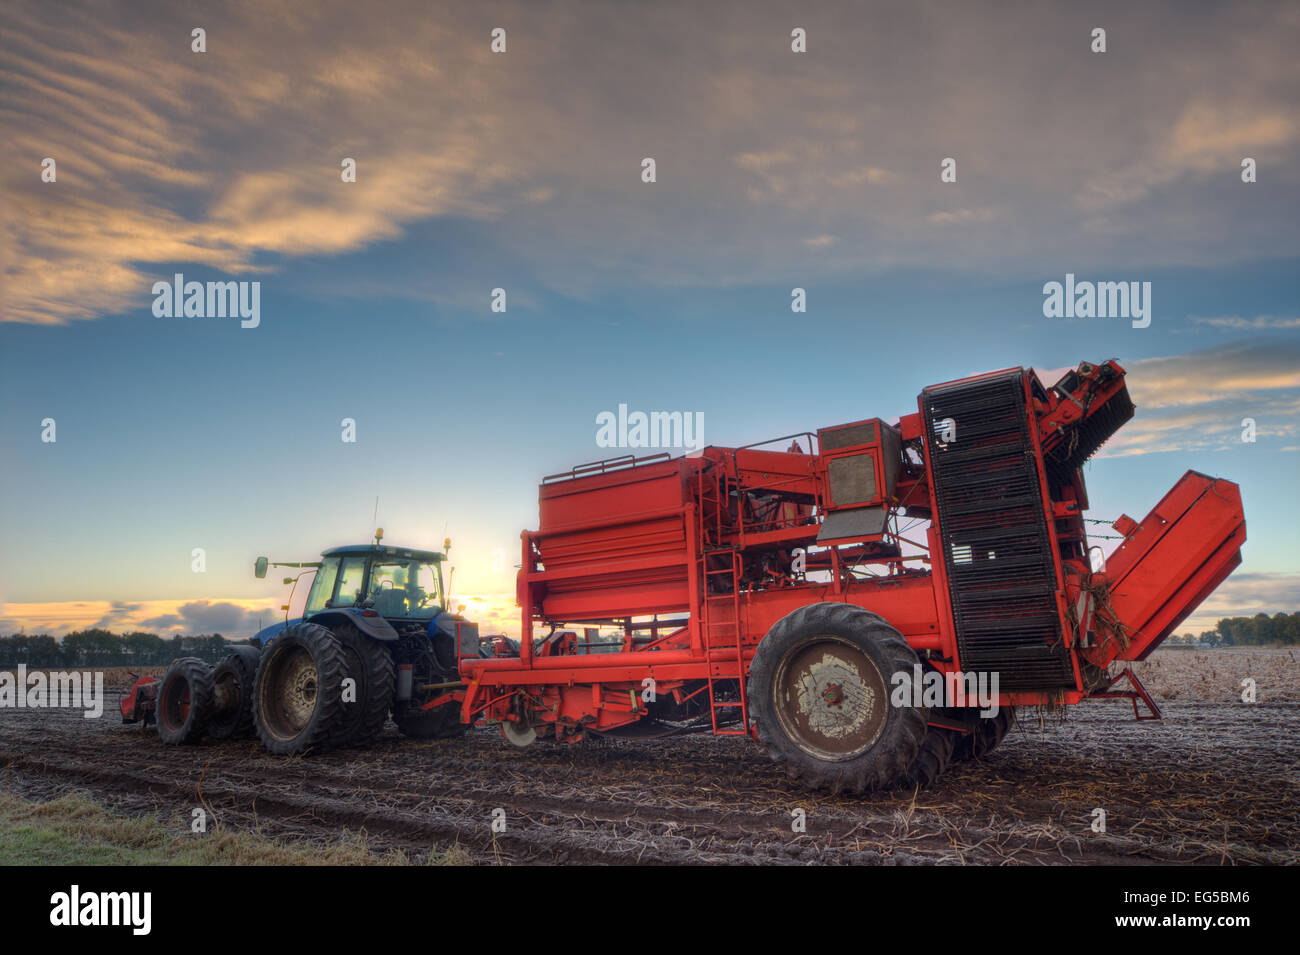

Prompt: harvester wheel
xmin=253 ymin=623 xmax=347 ymax=756
xmin=156 ymin=657 xmax=215 ymax=745
xmin=899 ymin=725 xmax=956 ymax=790
xmin=950 ymin=706 xmax=1017 ymax=762
xmin=499 ymin=720 xmax=537 ymax=748
xmin=330 ymin=622 xmax=395 ymax=749
xmin=748 ymin=603 xmax=927 ymax=795
xmin=207 ymin=647 xmax=260 ymax=740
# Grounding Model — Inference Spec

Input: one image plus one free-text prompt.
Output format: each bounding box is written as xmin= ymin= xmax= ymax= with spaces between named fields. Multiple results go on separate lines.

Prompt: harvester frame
xmin=458 ymin=359 xmax=1246 ymax=791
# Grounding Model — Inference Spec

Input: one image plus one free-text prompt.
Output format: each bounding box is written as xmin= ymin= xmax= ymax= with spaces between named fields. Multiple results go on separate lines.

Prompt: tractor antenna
xmin=372 ymin=496 xmax=380 ymax=536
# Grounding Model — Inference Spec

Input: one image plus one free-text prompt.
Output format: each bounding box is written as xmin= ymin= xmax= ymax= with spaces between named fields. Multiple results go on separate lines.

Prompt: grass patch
xmin=0 ymin=789 xmax=471 ymax=865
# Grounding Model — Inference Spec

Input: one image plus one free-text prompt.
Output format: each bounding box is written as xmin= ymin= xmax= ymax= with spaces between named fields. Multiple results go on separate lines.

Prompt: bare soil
xmin=1 ymin=649 xmax=1296 ymax=865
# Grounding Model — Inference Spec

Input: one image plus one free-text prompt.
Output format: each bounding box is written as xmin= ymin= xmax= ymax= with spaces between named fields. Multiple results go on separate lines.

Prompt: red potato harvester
xmin=457 ymin=359 xmax=1246 ymax=793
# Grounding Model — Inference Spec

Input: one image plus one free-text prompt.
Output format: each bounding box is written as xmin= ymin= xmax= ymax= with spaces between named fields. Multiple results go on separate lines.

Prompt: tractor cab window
xmin=366 ymin=559 xmax=442 ymax=618
xmin=333 ymin=557 xmax=368 ymax=608
xmin=304 ymin=558 xmax=340 ymax=615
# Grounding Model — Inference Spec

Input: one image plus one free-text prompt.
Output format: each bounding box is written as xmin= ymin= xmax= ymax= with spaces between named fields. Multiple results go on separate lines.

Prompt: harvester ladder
xmin=696 ymin=464 xmax=727 ymax=547
xmin=701 ymin=548 xmax=749 ymax=736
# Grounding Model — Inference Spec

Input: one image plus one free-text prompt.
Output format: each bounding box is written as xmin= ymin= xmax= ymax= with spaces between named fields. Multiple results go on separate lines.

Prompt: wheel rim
xmin=213 ymin=672 xmax=238 ymax=717
xmin=500 ymin=720 xmax=537 ymax=748
xmin=160 ymin=679 xmax=190 ymax=731
xmin=772 ymin=634 xmax=889 ymax=761
xmin=262 ymin=646 xmax=319 ymax=739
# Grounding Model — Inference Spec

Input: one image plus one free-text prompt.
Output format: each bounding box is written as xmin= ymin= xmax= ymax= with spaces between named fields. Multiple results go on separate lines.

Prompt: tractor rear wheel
xmin=330 ymin=622 xmax=395 ymax=749
xmin=748 ymin=603 xmax=927 ymax=795
xmin=253 ymin=623 xmax=346 ymax=756
xmin=208 ymin=647 xmax=260 ymax=741
xmin=156 ymin=657 xmax=215 ymax=745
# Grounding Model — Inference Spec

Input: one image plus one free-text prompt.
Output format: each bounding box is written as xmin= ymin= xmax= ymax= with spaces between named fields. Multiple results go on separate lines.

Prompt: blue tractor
xmin=242 ymin=531 xmax=480 ymax=754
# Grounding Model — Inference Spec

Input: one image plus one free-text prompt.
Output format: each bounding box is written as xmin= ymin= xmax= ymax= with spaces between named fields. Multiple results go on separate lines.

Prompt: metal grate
xmin=1044 ymin=383 xmax=1135 ymax=484
xmin=923 ymin=371 xmax=1075 ymax=691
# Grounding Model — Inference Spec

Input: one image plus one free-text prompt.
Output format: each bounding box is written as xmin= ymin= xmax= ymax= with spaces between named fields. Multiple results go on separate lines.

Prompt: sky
xmin=1 ymin=0 xmax=1297 ymax=639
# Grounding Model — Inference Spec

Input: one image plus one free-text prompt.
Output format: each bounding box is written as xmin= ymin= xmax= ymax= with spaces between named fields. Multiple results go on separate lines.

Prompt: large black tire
xmin=899 ymin=725 xmax=956 ymax=790
xmin=253 ymin=623 xmax=347 ymax=756
xmin=156 ymin=657 xmax=214 ymax=745
xmin=748 ymin=603 xmax=927 ymax=795
xmin=330 ymin=621 xmax=395 ymax=749
xmin=395 ymin=702 xmax=467 ymax=740
xmin=207 ymin=647 xmax=260 ymax=741
xmin=950 ymin=706 xmax=1017 ymax=762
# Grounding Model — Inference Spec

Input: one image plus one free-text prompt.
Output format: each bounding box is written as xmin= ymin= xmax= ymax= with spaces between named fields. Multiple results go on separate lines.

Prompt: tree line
xmin=1190 ymin=612 xmax=1300 ymax=647
xmin=0 ymin=629 xmax=255 ymax=668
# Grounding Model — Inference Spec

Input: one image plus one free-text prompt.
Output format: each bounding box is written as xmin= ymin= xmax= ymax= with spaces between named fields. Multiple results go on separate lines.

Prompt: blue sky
xmin=1 ymin=0 xmax=1297 ymax=637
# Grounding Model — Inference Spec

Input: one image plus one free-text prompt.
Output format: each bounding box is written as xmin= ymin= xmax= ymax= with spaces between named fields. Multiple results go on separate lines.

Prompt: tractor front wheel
xmin=748 ymin=603 xmax=927 ymax=795
xmin=253 ymin=623 xmax=346 ymax=756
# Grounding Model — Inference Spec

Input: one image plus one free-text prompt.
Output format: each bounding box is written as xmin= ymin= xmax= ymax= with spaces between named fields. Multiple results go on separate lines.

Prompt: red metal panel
xmin=1098 ymin=472 xmax=1246 ymax=662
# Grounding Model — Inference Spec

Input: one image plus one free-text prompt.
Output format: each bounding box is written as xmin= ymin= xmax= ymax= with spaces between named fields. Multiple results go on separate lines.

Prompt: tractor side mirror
xmin=254 ymin=556 xmax=268 ymax=579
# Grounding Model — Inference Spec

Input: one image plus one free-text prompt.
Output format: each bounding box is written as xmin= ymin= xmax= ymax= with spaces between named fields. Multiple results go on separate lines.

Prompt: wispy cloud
xmin=927 ymin=207 xmax=996 ymax=225
xmin=3 ymin=0 xmax=1297 ymax=325
xmin=1077 ymin=104 xmax=1297 ymax=213
xmin=1177 ymin=572 xmax=1300 ymax=634
xmin=0 ymin=598 xmax=279 ymax=637
xmin=2 ymin=1 xmax=528 ymax=324
xmin=1192 ymin=316 xmax=1300 ymax=330
xmin=1101 ymin=341 xmax=1300 ymax=456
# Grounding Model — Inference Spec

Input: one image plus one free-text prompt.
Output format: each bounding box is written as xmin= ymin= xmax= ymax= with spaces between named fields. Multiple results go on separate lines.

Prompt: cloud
xmin=143 ymin=601 xmax=269 ymax=635
xmin=1076 ymin=104 xmax=1297 ymax=214
xmin=1192 ymin=316 xmax=1300 ymax=330
xmin=1099 ymin=341 xmax=1300 ymax=456
xmin=1178 ymin=572 xmax=1300 ymax=633
xmin=90 ymin=601 xmax=143 ymax=629
xmin=802 ymin=234 xmax=838 ymax=248
xmin=1 ymin=598 xmax=279 ymax=637
xmin=138 ymin=614 xmax=183 ymax=630
xmin=1126 ymin=341 xmax=1300 ymax=409
xmin=2 ymin=0 xmax=526 ymax=324
xmin=927 ymin=208 xmax=996 ymax=225
xmin=1090 ymin=341 xmax=1300 ymax=457
xmin=3 ymin=0 xmax=1298 ymax=325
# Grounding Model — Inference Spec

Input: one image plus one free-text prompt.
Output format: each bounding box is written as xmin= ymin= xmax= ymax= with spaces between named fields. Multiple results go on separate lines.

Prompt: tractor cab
xmin=250 ymin=531 xmax=454 ymax=648
xmin=305 ymin=544 xmax=447 ymax=622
